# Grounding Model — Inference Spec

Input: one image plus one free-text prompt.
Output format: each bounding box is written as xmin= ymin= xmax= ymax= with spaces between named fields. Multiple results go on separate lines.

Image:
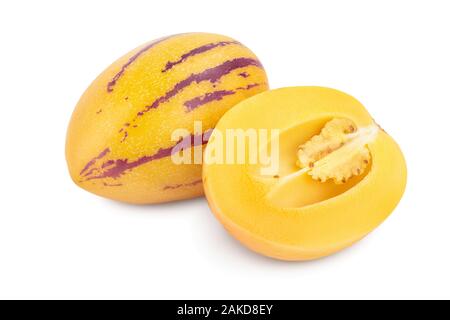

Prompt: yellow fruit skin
xmin=203 ymin=87 xmax=407 ymax=261
xmin=66 ymin=33 xmax=268 ymax=204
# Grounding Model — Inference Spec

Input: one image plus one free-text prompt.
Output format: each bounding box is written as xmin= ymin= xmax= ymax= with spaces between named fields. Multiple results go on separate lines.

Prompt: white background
xmin=0 ymin=0 xmax=449 ymax=300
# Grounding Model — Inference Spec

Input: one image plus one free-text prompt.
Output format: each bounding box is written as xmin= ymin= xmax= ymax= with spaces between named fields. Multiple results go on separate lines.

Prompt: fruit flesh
xmin=66 ymin=33 xmax=268 ymax=204
xmin=203 ymin=87 xmax=407 ymax=261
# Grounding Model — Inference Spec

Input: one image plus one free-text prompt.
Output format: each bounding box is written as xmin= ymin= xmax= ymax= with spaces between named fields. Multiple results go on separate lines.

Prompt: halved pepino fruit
xmin=203 ymin=86 xmax=407 ymax=261
xmin=66 ymin=33 xmax=268 ymax=204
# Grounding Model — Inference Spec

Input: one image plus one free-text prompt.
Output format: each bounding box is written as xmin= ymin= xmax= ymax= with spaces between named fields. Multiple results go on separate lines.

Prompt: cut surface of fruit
xmin=203 ymin=87 xmax=407 ymax=261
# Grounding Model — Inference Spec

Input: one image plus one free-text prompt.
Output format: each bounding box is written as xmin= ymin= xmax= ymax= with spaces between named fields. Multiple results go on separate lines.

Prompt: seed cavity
xmin=297 ymin=118 xmax=378 ymax=184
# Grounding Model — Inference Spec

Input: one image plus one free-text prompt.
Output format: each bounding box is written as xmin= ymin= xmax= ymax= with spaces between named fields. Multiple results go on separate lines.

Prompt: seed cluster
xmin=297 ymin=118 xmax=371 ymax=184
